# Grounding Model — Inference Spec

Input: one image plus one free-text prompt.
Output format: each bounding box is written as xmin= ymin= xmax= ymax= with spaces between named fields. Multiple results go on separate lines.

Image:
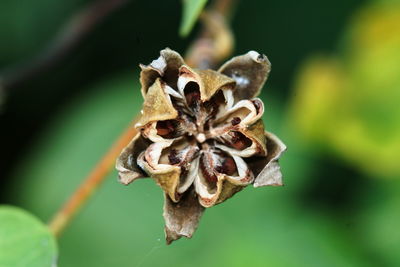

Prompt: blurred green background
xmin=1 ymin=0 xmax=400 ymax=266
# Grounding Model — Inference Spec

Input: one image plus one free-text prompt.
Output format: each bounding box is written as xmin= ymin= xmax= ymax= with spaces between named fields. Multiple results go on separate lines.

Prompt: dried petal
xmin=116 ymin=133 xmax=151 ymax=185
xmin=163 ymin=189 xmax=205 ymax=244
xmin=195 ymin=150 xmax=253 ymax=207
xmin=196 ymin=69 xmax=235 ymax=101
xmin=214 ymin=98 xmax=264 ymax=127
xmin=152 ymin=168 xmax=182 ymax=202
xmin=177 ymin=65 xmax=201 ymax=97
xmin=252 ymin=131 xmax=286 ymax=187
xmin=214 ymin=178 xmax=244 ymax=205
xmin=242 ymin=120 xmax=267 ymax=156
xmin=138 ymin=155 xmax=182 ymax=202
xmin=218 ymin=51 xmax=271 ymax=101
xmin=140 ymin=48 xmax=185 ymax=96
xmin=136 ymin=78 xmax=178 ymax=128
xmin=214 ymin=130 xmax=259 ymax=158
xmin=137 ymin=141 xmax=181 ymax=201
xmin=138 ymin=140 xmax=200 ymax=202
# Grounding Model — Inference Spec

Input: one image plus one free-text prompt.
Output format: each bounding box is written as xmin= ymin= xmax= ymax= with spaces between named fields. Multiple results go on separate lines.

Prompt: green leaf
xmin=179 ymin=0 xmax=208 ymax=37
xmin=0 ymin=206 xmax=57 ymax=267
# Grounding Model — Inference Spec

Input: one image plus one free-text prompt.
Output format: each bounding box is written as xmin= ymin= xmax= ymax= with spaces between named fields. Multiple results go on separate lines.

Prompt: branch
xmin=0 ymin=0 xmax=130 ymax=92
xmin=49 ymin=122 xmax=138 ymax=236
xmin=185 ymin=0 xmax=236 ymax=69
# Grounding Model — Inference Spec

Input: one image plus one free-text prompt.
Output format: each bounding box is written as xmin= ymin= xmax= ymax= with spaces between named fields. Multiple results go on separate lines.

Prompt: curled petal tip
xmin=218 ymin=50 xmax=271 ymax=100
xmin=117 ymin=173 xmax=142 ymax=185
xmin=247 ymin=51 xmax=270 ymax=65
xmin=252 ymin=131 xmax=286 ymax=187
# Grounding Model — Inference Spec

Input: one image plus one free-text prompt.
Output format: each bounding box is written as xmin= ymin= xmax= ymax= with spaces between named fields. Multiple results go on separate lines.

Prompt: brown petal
xmin=213 ymin=155 xmax=255 ymax=205
xmin=115 ymin=133 xmax=151 ymax=185
xmin=214 ymin=177 xmax=245 ymax=205
xmin=218 ymin=51 xmax=271 ymax=100
xmin=243 ymin=120 xmax=267 ymax=156
xmin=195 ymin=151 xmax=253 ymax=207
xmin=138 ymin=141 xmax=182 ymax=202
xmin=214 ymin=120 xmax=267 ymax=158
xmin=140 ymin=48 xmax=185 ymax=96
xmin=252 ymin=131 xmax=286 ymax=187
xmin=196 ymin=69 xmax=235 ymax=101
xmin=139 ymin=140 xmax=200 ymax=202
xmin=163 ymin=188 xmax=205 ymax=245
xmin=136 ymin=78 xmax=178 ymax=128
xmin=152 ymin=167 xmax=182 ymax=202
xmin=213 ymin=98 xmax=264 ymax=128
xmin=178 ymin=67 xmax=235 ymax=103
xmin=197 ymin=174 xmax=248 ymax=207
xmin=153 ymin=142 xmax=200 ymax=202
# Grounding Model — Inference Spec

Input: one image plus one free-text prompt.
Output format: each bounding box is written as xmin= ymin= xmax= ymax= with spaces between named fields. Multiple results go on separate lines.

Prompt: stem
xmin=185 ymin=0 xmax=236 ymax=69
xmin=48 ymin=123 xmax=138 ymax=236
xmin=213 ymin=0 xmax=238 ymax=19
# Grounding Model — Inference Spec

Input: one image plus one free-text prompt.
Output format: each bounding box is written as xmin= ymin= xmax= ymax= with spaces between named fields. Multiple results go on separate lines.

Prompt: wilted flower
xmin=116 ymin=48 xmax=286 ymax=244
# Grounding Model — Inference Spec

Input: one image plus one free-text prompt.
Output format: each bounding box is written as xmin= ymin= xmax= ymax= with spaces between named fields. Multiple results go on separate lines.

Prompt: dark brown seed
xmin=230 ymin=131 xmax=252 ymax=150
xmin=184 ymin=82 xmax=201 ymax=108
xmin=205 ymin=90 xmax=224 ymax=119
xmin=168 ymin=149 xmax=181 ymax=165
xmin=231 ymin=117 xmax=241 ymax=126
xmin=216 ymin=156 xmax=236 ymax=175
xmin=156 ymin=120 xmax=177 ymax=138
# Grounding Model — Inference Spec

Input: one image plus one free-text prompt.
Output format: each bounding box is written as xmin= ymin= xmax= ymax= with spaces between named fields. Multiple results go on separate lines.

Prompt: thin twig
xmin=48 ymin=0 xmax=237 ymax=237
xmin=0 ymin=0 xmax=130 ymax=91
xmin=49 ymin=123 xmax=138 ymax=236
xmin=185 ymin=0 xmax=236 ymax=69
xmin=213 ymin=0 xmax=238 ymax=19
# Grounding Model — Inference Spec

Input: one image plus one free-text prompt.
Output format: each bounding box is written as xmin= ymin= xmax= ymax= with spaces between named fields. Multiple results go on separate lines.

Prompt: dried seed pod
xmin=116 ymin=48 xmax=286 ymax=244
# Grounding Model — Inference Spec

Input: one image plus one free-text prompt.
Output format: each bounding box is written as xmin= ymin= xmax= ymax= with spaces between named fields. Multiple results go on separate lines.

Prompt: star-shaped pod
xmin=116 ymin=48 xmax=286 ymax=244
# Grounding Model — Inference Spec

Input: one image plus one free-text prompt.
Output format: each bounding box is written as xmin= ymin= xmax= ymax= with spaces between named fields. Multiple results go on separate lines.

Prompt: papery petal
xmin=177 ymin=65 xmax=202 ymax=100
xmin=243 ymin=120 xmax=267 ymax=156
xmin=141 ymin=120 xmax=185 ymax=143
xmin=163 ymin=188 xmax=205 ymax=244
xmin=140 ymin=48 xmax=185 ymax=96
xmin=178 ymin=66 xmax=235 ymax=103
xmin=138 ymin=140 xmax=199 ymax=202
xmin=196 ymin=69 xmax=235 ymax=101
xmin=194 ymin=150 xmax=253 ymax=207
xmin=136 ymin=78 xmax=179 ymax=128
xmin=163 ymin=189 xmax=204 ymax=244
xmin=153 ymin=168 xmax=182 ymax=202
xmin=178 ymin=157 xmax=199 ymax=194
xmin=213 ymin=155 xmax=255 ymax=205
xmin=213 ymin=120 xmax=267 ymax=158
xmin=214 ymin=98 xmax=264 ymax=127
xmin=218 ymin=51 xmax=271 ymax=101
xmin=138 ymin=141 xmax=182 ymax=202
xmin=252 ymin=131 xmax=287 ymax=187
xmin=196 ymin=173 xmax=250 ymax=208
xmin=116 ymin=133 xmax=151 ymax=185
